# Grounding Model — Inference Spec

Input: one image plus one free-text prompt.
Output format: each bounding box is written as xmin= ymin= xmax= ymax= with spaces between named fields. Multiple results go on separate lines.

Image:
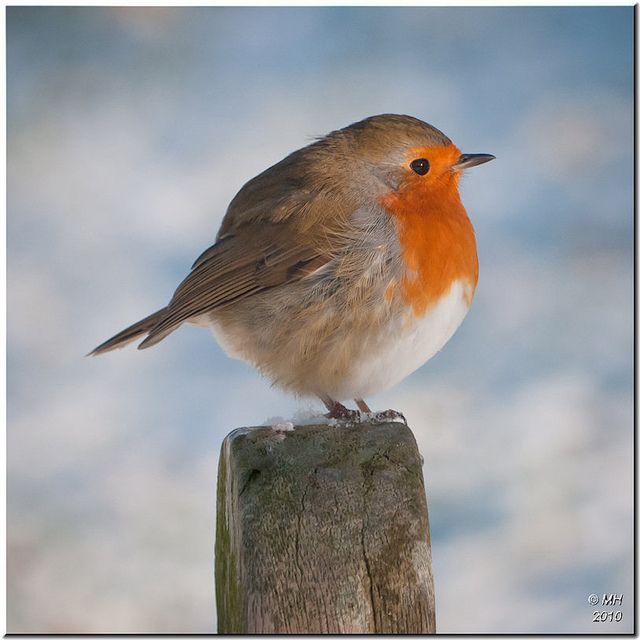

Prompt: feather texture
xmin=91 ymin=114 xmax=484 ymax=404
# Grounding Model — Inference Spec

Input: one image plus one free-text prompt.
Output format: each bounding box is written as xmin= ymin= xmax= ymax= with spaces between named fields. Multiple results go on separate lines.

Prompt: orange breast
xmin=380 ymin=172 xmax=479 ymax=317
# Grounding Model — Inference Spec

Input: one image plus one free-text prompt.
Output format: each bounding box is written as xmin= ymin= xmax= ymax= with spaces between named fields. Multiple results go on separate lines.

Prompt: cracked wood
xmin=215 ymin=421 xmax=435 ymax=633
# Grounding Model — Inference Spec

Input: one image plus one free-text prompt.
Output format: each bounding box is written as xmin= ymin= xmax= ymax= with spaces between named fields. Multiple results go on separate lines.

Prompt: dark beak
xmin=452 ymin=153 xmax=496 ymax=171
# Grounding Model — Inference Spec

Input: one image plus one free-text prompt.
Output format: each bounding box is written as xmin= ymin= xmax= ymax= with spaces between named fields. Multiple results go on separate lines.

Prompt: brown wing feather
xmin=139 ymin=224 xmax=327 ymax=348
xmin=94 ymin=143 xmax=361 ymax=354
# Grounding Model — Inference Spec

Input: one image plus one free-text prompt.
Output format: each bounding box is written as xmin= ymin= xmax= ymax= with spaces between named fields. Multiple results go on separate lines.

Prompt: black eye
xmin=410 ymin=158 xmax=430 ymax=175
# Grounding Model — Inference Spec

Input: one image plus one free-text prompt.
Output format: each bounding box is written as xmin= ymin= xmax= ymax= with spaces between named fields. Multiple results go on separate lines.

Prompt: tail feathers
xmin=89 ymin=308 xmax=170 ymax=356
xmin=138 ymin=324 xmax=178 ymax=350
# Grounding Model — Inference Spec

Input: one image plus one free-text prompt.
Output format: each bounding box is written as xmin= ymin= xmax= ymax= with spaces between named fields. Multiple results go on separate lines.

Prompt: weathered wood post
xmin=215 ymin=420 xmax=435 ymax=633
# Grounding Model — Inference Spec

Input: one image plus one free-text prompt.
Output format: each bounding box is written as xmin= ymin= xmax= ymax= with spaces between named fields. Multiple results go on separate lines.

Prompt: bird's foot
xmin=324 ymin=406 xmax=407 ymax=426
xmin=354 ymin=398 xmax=406 ymax=424
xmin=320 ymin=395 xmax=406 ymax=425
xmin=324 ymin=401 xmax=361 ymax=422
xmin=368 ymin=409 xmax=407 ymax=425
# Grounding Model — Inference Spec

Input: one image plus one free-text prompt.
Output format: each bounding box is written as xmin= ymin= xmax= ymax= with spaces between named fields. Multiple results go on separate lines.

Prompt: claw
xmin=319 ymin=394 xmax=406 ymax=425
xmin=370 ymin=409 xmax=407 ymax=425
xmin=324 ymin=401 xmax=360 ymax=421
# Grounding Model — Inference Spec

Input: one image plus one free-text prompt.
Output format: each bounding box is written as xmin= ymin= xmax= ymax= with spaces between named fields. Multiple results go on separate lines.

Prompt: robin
xmin=92 ymin=114 xmax=494 ymax=419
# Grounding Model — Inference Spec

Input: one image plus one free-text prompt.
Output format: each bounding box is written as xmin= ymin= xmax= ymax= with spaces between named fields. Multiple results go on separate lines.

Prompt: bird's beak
xmin=451 ymin=153 xmax=496 ymax=171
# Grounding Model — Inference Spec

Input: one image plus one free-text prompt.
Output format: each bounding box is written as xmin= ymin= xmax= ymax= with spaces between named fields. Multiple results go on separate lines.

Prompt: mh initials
xmin=602 ymin=594 xmax=623 ymax=606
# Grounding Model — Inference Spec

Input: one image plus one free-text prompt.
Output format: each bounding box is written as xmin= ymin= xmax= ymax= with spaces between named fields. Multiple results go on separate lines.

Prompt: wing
xmin=139 ymin=223 xmax=330 ymax=348
xmin=140 ymin=144 xmax=359 ymax=348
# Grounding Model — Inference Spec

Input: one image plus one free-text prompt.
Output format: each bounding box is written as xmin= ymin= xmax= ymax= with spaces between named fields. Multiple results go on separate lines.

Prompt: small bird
xmin=92 ymin=114 xmax=494 ymax=419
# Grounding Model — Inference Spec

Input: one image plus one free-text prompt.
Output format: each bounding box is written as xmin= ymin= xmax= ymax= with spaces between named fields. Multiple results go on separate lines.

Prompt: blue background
xmin=7 ymin=6 xmax=633 ymax=633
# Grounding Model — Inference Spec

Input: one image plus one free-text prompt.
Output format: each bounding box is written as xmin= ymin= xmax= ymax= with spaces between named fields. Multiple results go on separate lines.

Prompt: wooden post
xmin=215 ymin=420 xmax=435 ymax=633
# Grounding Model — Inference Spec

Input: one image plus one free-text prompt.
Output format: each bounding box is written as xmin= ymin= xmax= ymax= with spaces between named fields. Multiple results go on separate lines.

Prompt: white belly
xmin=202 ymin=278 xmax=474 ymax=402
xmin=334 ymin=279 xmax=473 ymax=400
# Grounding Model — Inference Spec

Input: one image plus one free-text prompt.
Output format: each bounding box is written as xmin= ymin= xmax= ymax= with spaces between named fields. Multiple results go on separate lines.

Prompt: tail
xmin=89 ymin=308 xmax=170 ymax=356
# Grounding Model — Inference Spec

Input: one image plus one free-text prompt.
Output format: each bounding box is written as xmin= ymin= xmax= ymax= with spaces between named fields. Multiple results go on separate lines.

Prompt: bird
xmin=91 ymin=114 xmax=494 ymax=419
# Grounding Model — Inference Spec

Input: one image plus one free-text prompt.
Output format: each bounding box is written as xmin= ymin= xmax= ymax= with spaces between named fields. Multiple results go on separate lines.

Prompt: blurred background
xmin=7 ymin=6 xmax=633 ymax=633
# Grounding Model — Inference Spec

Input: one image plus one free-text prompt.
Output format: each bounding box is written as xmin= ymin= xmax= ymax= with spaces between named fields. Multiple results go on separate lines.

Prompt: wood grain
xmin=215 ymin=421 xmax=435 ymax=633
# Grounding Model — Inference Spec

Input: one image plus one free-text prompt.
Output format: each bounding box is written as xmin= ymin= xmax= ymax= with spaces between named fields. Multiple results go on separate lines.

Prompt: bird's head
xmin=314 ymin=114 xmax=494 ymax=204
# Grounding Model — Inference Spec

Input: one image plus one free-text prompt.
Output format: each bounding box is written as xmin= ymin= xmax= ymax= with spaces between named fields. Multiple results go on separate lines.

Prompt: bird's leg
xmin=320 ymin=394 xmax=360 ymax=421
xmin=355 ymin=398 xmax=372 ymax=413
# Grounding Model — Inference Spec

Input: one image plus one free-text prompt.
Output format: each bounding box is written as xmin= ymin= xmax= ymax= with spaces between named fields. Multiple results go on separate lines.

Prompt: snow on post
xmin=215 ymin=419 xmax=436 ymax=633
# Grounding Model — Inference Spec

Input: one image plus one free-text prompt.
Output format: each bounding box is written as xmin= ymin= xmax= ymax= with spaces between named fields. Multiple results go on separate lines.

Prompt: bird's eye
xmin=410 ymin=158 xmax=430 ymax=175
